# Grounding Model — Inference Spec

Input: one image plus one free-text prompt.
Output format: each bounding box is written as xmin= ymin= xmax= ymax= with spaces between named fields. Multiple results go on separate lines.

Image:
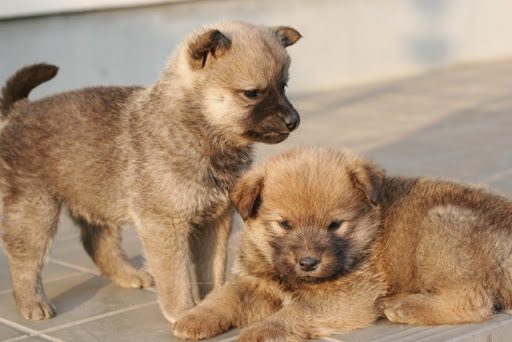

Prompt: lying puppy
xmin=0 ymin=21 xmax=301 ymax=322
xmin=174 ymin=146 xmax=512 ymax=341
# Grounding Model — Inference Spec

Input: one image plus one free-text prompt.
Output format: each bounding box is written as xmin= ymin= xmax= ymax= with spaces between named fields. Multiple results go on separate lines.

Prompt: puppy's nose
xmin=285 ymin=114 xmax=299 ymax=131
xmin=298 ymin=256 xmax=319 ymax=272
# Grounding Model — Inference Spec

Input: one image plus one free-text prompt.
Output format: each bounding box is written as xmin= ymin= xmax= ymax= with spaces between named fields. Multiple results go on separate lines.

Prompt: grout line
xmin=0 ymin=289 xmax=12 ymax=295
xmin=32 ymin=336 xmax=67 ymax=342
xmin=47 ymin=258 xmax=100 ymax=275
xmin=2 ymin=334 xmax=66 ymax=342
xmin=0 ymin=318 xmax=66 ymax=342
xmin=38 ymin=300 xmax=158 ymax=334
xmin=0 ymin=336 xmax=28 ymax=342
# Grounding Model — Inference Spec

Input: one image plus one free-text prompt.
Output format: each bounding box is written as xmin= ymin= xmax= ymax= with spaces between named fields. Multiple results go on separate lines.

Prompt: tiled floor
xmin=2 ymin=59 xmax=512 ymax=341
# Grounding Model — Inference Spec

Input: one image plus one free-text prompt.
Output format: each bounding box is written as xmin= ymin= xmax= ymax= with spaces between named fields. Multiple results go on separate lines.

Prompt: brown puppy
xmin=173 ymin=146 xmax=512 ymax=341
xmin=0 ymin=21 xmax=301 ymax=322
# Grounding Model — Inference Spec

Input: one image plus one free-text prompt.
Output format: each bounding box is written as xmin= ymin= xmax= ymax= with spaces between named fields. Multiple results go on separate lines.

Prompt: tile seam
xmin=46 ymin=258 xmax=100 ymax=275
xmin=38 ymin=300 xmax=158 ymax=334
xmin=0 ymin=318 xmax=66 ymax=342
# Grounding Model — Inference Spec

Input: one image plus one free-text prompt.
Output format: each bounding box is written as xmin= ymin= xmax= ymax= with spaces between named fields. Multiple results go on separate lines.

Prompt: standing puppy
xmin=0 ymin=21 xmax=301 ymax=322
xmin=174 ymin=146 xmax=512 ymax=341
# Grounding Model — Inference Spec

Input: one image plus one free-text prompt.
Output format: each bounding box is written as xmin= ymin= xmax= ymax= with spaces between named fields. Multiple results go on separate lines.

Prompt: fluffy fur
xmin=0 ymin=21 xmax=301 ymax=322
xmin=173 ymin=146 xmax=512 ymax=341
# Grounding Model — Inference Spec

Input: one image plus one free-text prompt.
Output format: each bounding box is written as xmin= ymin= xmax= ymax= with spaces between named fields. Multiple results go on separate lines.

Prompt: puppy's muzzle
xmin=298 ymin=256 xmax=319 ymax=272
xmin=278 ymin=96 xmax=300 ymax=132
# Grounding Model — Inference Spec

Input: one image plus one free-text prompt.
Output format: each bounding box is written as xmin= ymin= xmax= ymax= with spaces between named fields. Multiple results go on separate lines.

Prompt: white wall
xmin=1 ymin=0 xmax=511 ymax=97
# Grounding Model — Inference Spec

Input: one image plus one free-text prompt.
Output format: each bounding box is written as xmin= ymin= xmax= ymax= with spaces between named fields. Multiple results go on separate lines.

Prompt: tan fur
xmin=0 ymin=21 xmax=301 ymax=322
xmin=173 ymin=146 xmax=512 ymax=341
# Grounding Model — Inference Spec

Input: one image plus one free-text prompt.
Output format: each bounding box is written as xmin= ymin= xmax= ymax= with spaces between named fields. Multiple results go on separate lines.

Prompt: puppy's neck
xmin=127 ymin=80 xmax=253 ymax=175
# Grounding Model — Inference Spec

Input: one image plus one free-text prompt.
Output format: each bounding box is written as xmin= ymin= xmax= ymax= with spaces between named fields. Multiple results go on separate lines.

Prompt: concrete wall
xmin=1 ymin=0 xmax=511 ymax=98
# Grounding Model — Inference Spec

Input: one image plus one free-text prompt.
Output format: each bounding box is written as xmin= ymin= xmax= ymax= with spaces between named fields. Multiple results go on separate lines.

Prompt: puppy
xmin=0 ymin=21 xmax=301 ymax=322
xmin=173 ymin=146 xmax=512 ymax=341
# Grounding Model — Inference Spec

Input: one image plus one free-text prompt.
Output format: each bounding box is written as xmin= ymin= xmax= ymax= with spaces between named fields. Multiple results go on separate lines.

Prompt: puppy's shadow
xmin=49 ymin=254 xmax=151 ymax=316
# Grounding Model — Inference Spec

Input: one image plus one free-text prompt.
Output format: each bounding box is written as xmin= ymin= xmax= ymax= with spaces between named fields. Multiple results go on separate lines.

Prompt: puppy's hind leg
xmin=77 ymin=218 xmax=153 ymax=289
xmin=189 ymin=210 xmax=233 ymax=299
xmin=381 ymin=288 xmax=494 ymax=325
xmin=1 ymin=188 xmax=61 ymax=320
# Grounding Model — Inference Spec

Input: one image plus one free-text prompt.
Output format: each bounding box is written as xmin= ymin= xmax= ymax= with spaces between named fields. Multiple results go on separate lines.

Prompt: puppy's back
xmin=380 ymin=176 xmax=512 ymax=306
xmin=0 ymin=76 xmax=143 ymax=220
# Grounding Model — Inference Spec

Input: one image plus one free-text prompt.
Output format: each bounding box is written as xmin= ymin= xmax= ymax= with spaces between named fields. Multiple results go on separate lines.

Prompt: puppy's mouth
xmin=274 ymin=255 xmax=345 ymax=285
xmin=245 ymin=130 xmax=290 ymax=144
xmin=262 ymin=131 xmax=290 ymax=143
xmin=296 ymin=275 xmax=324 ymax=283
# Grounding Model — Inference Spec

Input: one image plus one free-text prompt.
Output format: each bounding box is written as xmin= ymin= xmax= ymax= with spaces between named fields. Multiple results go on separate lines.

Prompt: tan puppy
xmin=0 ymin=21 xmax=301 ymax=322
xmin=173 ymin=146 xmax=512 ymax=341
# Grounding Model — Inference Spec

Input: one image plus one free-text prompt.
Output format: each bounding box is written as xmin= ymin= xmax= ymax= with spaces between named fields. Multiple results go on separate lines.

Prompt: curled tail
xmin=0 ymin=63 xmax=58 ymax=119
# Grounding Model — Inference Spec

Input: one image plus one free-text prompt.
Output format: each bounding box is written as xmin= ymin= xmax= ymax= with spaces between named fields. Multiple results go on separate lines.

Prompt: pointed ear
xmin=188 ymin=29 xmax=231 ymax=69
xmin=273 ymin=26 xmax=302 ymax=47
xmin=230 ymin=171 xmax=264 ymax=221
xmin=349 ymin=160 xmax=385 ymax=205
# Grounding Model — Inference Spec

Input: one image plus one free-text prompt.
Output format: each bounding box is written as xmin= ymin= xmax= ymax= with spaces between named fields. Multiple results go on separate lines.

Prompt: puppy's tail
xmin=0 ymin=63 xmax=58 ymax=119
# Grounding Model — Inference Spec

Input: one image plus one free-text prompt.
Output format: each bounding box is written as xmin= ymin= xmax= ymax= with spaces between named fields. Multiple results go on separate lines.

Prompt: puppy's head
xmin=167 ymin=21 xmax=301 ymax=145
xmin=231 ymin=147 xmax=384 ymax=287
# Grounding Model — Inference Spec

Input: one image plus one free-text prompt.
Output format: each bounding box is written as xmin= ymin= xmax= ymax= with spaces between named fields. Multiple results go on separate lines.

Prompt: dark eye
xmin=279 ymin=220 xmax=292 ymax=230
xmin=243 ymin=89 xmax=259 ymax=99
xmin=281 ymin=82 xmax=287 ymax=90
xmin=327 ymin=221 xmax=343 ymax=231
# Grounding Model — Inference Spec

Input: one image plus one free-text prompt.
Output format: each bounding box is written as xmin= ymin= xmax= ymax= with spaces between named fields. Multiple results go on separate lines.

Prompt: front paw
xmin=238 ymin=322 xmax=300 ymax=342
xmin=17 ymin=298 xmax=56 ymax=320
xmin=112 ymin=269 xmax=154 ymax=289
xmin=382 ymin=298 xmax=422 ymax=325
xmin=173 ymin=309 xmax=231 ymax=340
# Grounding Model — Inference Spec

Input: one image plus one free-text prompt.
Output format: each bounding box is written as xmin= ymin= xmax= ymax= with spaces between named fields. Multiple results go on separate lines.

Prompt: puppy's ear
xmin=273 ymin=26 xmax=302 ymax=47
xmin=188 ymin=29 xmax=231 ymax=69
xmin=349 ymin=160 xmax=385 ymax=205
xmin=230 ymin=172 xmax=264 ymax=221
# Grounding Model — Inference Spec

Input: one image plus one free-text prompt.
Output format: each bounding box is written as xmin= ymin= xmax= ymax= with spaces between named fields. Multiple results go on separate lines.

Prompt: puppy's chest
xmin=154 ymin=151 xmax=251 ymax=222
xmin=182 ymin=175 xmax=233 ymax=223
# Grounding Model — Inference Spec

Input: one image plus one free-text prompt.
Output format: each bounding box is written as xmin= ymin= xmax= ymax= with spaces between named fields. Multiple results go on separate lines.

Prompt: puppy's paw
xmin=173 ymin=309 xmax=231 ymax=340
xmin=382 ymin=298 xmax=424 ymax=325
xmin=112 ymin=269 xmax=154 ymax=289
xmin=18 ymin=299 xmax=56 ymax=320
xmin=238 ymin=322 xmax=299 ymax=342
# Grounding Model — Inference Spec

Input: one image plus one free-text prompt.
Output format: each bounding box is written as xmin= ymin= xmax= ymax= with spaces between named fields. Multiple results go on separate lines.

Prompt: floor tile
xmin=331 ymin=313 xmax=512 ymax=341
xmin=0 ymin=322 xmax=24 ymax=340
xmin=0 ymin=273 xmax=156 ymax=333
xmin=46 ymin=303 xmax=240 ymax=342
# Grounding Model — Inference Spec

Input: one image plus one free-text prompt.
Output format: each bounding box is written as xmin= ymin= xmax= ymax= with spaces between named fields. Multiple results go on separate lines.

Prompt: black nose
xmin=298 ymin=256 xmax=319 ymax=272
xmin=285 ymin=114 xmax=299 ymax=131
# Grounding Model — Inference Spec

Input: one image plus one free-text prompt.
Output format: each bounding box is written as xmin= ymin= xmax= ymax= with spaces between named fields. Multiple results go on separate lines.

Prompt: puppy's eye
xmin=327 ymin=221 xmax=343 ymax=231
xmin=243 ymin=89 xmax=259 ymax=99
xmin=279 ymin=220 xmax=292 ymax=230
xmin=281 ymin=82 xmax=288 ymax=91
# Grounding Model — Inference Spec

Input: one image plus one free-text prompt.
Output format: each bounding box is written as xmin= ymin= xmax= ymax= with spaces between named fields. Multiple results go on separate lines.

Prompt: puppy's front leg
xmin=137 ymin=217 xmax=195 ymax=323
xmin=173 ymin=275 xmax=282 ymax=340
xmin=189 ymin=209 xmax=233 ymax=299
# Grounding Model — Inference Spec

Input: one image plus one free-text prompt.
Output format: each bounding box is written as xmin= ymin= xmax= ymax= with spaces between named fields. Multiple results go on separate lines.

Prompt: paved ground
xmin=1 ymin=59 xmax=512 ymax=341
